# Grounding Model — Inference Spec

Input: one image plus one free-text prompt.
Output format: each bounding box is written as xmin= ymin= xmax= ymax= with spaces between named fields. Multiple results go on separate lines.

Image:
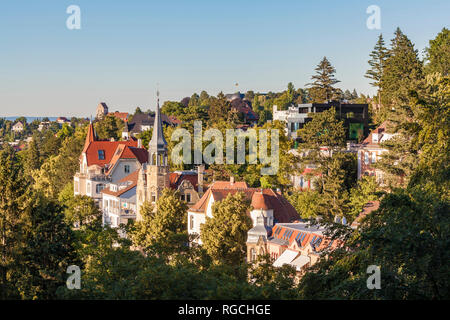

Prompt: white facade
xmin=273 ymin=104 xmax=314 ymax=138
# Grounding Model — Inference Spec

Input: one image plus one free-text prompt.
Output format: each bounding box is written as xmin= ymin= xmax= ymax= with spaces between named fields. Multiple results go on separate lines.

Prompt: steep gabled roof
xmin=169 ymin=172 xmax=199 ymax=192
xmin=188 ymin=181 xmax=299 ymax=223
xmin=361 ymin=121 xmax=388 ymax=147
xmin=101 ymin=170 xmax=139 ymax=197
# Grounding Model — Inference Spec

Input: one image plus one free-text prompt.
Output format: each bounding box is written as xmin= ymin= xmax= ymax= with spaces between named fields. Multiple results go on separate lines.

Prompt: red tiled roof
xmin=169 ymin=172 xmax=199 ymax=192
xmin=105 ymin=145 xmax=148 ymax=175
xmin=112 ymin=112 xmax=129 ymax=122
xmin=188 ymin=181 xmax=299 ymax=223
xmin=251 ymin=191 xmax=270 ymax=210
xmin=271 ymin=224 xmax=341 ymax=252
xmin=101 ymin=170 xmax=139 ymax=197
xmin=362 ymin=121 xmax=388 ymax=146
xmin=83 ymin=140 xmax=139 ymax=167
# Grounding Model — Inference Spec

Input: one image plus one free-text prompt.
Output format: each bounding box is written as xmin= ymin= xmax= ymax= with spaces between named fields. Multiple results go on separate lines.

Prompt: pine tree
xmin=200 ymin=192 xmax=252 ymax=265
xmin=25 ymin=138 xmax=41 ymax=174
xmin=365 ymin=34 xmax=389 ymax=113
xmin=343 ymin=89 xmax=352 ymax=101
xmin=380 ymin=28 xmax=423 ymax=120
xmin=306 ymin=57 xmax=341 ymax=102
xmin=0 ymin=144 xmax=32 ymax=299
xmin=424 ymin=27 xmax=449 ymax=76
xmin=208 ymin=92 xmax=231 ymax=125
xmin=17 ymin=195 xmax=77 ymax=299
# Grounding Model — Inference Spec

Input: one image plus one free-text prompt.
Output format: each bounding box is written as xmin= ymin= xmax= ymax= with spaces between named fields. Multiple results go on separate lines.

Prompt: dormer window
xmin=98 ymin=150 xmax=105 ymax=160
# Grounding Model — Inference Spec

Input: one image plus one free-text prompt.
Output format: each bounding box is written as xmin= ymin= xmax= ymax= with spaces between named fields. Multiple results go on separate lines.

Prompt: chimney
xmin=197 ymin=164 xmax=204 ymax=196
xmin=137 ymin=138 xmax=142 ymax=148
xmin=110 ymin=137 xmax=115 ymax=142
xmin=230 ymin=176 xmax=235 ymax=185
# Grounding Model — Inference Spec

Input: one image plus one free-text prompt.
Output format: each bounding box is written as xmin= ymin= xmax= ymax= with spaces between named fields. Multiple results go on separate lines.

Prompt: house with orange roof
xmin=357 ymin=121 xmax=395 ymax=185
xmin=247 ymin=220 xmax=342 ymax=277
xmin=73 ymin=122 xmax=148 ymax=206
xmin=101 ymin=170 xmax=139 ymax=235
xmin=187 ymin=177 xmax=300 ymax=245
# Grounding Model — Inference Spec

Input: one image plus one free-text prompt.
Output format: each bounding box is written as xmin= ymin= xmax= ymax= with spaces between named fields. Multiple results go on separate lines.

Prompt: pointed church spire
xmin=149 ymin=89 xmax=168 ymax=152
xmin=83 ymin=120 xmax=96 ymax=153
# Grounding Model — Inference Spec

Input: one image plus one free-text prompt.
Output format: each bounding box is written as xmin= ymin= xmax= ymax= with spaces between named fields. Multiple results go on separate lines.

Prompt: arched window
xmin=152 ymin=153 xmax=157 ymax=165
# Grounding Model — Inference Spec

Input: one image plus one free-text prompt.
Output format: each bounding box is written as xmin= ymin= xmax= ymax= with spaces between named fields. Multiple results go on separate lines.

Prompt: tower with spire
xmin=136 ymin=90 xmax=170 ymax=220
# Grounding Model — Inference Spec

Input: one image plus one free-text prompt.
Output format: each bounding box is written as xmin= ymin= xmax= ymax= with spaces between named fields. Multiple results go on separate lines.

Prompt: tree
xmin=208 ymin=92 xmax=231 ymax=125
xmin=424 ymin=27 xmax=449 ymax=76
xmin=200 ymin=192 xmax=252 ymax=265
xmin=199 ymin=90 xmax=210 ymax=106
xmin=24 ymin=137 xmax=41 ymax=175
xmin=188 ymin=93 xmax=200 ymax=107
xmin=16 ymin=194 xmax=76 ymax=299
xmin=297 ymin=108 xmax=352 ymax=220
xmin=130 ymin=188 xmax=188 ymax=251
xmin=0 ymin=145 xmax=31 ymax=299
xmin=63 ymin=195 xmax=101 ymax=228
xmin=286 ymin=189 xmax=321 ymax=219
xmin=306 ymin=57 xmax=341 ymax=102
xmin=365 ymin=34 xmax=389 ymax=113
xmin=298 ymin=187 xmax=450 ymax=299
xmin=94 ymin=115 xmax=124 ymax=141
xmin=347 ymin=176 xmax=380 ymax=220
xmin=375 ymin=73 xmax=449 ymax=190
xmin=380 ymin=28 xmax=423 ymax=121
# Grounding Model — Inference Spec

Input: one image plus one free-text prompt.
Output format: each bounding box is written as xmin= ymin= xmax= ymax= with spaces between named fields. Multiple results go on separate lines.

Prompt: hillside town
xmin=0 ymin=4 xmax=448 ymax=302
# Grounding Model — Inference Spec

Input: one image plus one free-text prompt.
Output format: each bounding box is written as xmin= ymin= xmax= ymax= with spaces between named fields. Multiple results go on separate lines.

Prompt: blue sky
xmin=0 ymin=0 xmax=448 ymax=117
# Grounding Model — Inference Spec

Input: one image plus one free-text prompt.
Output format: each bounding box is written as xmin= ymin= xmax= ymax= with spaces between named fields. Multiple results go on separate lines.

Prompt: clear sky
xmin=0 ymin=0 xmax=448 ymax=117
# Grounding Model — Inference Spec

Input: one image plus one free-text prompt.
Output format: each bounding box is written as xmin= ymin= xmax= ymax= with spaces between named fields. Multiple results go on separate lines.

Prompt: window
xmin=250 ymin=248 xmax=256 ymax=262
xmin=96 ymin=184 xmax=104 ymax=194
xmin=98 ymin=150 xmax=105 ymax=160
xmin=189 ymin=215 xmax=194 ymax=230
xmin=151 ymin=192 xmax=156 ymax=203
xmin=181 ymin=194 xmax=185 ymax=201
xmin=124 ymin=165 xmax=130 ymax=173
xmin=186 ymin=193 xmax=191 ymax=203
xmin=371 ymin=152 xmax=376 ymax=164
xmin=364 ymin=152 xmax=369 ymax=165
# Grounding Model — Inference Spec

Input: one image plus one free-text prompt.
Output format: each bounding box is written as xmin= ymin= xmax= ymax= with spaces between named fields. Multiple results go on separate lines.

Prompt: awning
xmin=273 ymin=249 xmax=299 ymax=268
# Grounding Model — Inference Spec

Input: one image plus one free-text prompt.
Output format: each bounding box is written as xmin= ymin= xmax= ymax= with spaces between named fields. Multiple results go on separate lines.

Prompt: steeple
xmin=83 ymin=120 xmax=96 ymax=153
xmin=148 ymin=90 xmax=168 ymax=167
xmin=149 ymin=90 xmax=168 ymax=153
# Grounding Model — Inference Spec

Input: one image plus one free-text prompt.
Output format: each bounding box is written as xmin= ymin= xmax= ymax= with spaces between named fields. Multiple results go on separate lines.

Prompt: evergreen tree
xmin=0 ymin=145 xmax=31 ymax=299
xmin=17 ymin=195 xmax=77 ymax=299
xmin=343 ymin=89 xmax=352 ymax=101
xmin=24 ymin=138 xmax=41 ymax=174
xmin=424 ymin=27 xmax=449 ymax=76
xmin=208 ymin=92 xmax=231 ymax=125
xmin=200 ymin=192 xmax=252 ymax=265
xmin=94 ymin=114 xmax=124 ymax=141
xmin=380 ymin=28 xmax=423 ymax=121
xmin=365 ymin=34 xmax=389 ymax=113
xmin=306 ymin=57 xmax=341 ymax=102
